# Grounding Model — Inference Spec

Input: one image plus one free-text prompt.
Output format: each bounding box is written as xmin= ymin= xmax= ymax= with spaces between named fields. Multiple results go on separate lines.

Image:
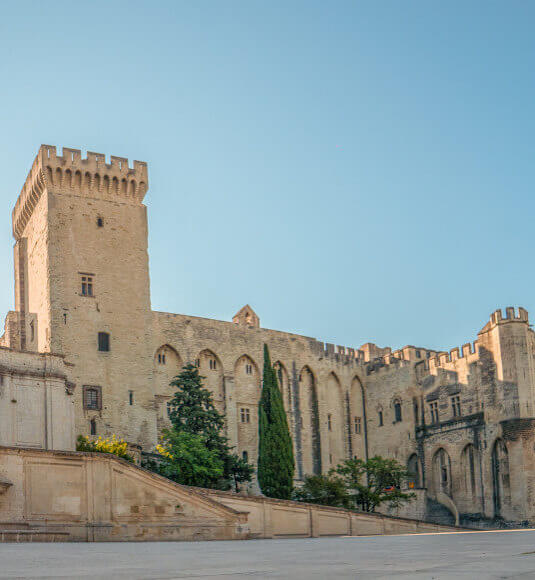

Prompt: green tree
xmin=257 ymin=344 xmax=295 ymax=499
xmin=292 ymin=473 xmax=352 ymax=508
xmin=225 ymin=454 xmax=255 ymax=493
xmin=157 ymin=362 xmax=254 ymax=490
xmin=147 ymin=429 xmax=224 ymax=488
xmin=335 ymin=456 xmax=415 ymax=512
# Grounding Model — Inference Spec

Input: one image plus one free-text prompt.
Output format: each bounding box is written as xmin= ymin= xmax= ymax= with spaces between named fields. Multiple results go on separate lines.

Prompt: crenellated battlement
xmin=313 ymin=340 xmax=365 ymax=366
xmin=480 ymin=306 xmax=529 ymax=333
xmin=12 ymin=145 xmax=149 ymax=239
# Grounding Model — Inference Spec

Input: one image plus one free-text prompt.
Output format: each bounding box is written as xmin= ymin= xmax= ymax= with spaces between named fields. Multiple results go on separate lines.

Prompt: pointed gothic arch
xmin=298 ymin=365 xmax=322 ymax=476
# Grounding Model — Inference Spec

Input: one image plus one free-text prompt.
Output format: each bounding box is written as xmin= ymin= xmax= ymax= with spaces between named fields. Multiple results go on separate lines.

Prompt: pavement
xmin=2 ymin=529 xmax=535 ymax=579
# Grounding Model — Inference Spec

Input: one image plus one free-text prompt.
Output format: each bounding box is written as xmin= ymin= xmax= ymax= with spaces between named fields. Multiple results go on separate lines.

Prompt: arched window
xmin=461 ymin=444 xmax=478 ymax=500
xmin=433 ymin=448 xmax=451 ymax=496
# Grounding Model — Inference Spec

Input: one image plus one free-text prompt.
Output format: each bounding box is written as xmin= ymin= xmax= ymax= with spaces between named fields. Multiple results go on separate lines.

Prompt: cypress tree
xmin=257 ymin=344 xmax=295 ymax=499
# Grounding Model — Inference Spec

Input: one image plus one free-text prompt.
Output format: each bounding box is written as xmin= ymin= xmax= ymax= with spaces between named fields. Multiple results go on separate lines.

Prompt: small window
xmin=415 ymin=350 xmax=421 ymax=359
xmin=97 ymin=217 xmax=104 ymax=228
xmin=245 ymin=363 xmax=253 ymax=375
xmin=129 ymin=390 xmax=134 ymax=406
xmin=80 ymin=274 xmax=94 ymax=297
xmin=394 ymin=400 xmax=402 ymax=422
xmin=240 ymin=407 xmax=250 ymax=423
xmin=429 ymin=401 xmax=439 ymax=423
xmin=242 ymin=450 xmax=248 ymax=462
xmin=158 ymin=352 xmax=166 ymax=365
xmin=329 ymin=453 xmax=333 ymax=464
xmin=209 ymin=358 xmax=217 ymax=370
xmin=90 ymin=418 xmax=97 ymax=435
xmin=354 ymin=416 xmax=361 ymax=434
xmin=378 ymin=410 xmax=384 ymax=426
xmin=413 ymin=401 xmax=419 ymax=423
xmin=327 ymin=414 xmax=332 ymax=431
xmin=98 ymin=332 xmax=110 ymax=352
xmin=83 ymin=386 xmax=102 ymax=411
xmin=451 ymin=395 xmax=461 ymax=417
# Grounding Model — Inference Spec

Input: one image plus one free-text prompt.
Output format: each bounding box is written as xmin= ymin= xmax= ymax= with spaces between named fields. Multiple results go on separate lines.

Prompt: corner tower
xmin=11 ymin=145 xmax=156 ymax=445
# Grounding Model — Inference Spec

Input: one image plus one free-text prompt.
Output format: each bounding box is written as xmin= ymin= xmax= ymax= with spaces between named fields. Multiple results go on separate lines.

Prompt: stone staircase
xmin=425 ymin=498 xmax=456 ymax=526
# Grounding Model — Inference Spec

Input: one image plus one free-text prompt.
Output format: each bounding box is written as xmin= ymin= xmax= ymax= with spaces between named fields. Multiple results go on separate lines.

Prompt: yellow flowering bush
xmin=76 ymin=434 xmax=133 ymax=462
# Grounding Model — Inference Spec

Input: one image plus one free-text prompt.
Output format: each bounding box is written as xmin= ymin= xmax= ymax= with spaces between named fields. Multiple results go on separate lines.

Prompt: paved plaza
xmin=1 ymin=530 xmax=535 ymax=579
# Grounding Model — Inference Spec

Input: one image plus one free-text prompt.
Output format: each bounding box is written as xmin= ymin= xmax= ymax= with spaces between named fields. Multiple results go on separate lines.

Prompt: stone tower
xmin=11 ymin=145 xmax=156 ymax=445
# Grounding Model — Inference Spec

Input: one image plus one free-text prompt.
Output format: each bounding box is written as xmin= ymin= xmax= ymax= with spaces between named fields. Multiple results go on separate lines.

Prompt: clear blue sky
xmin=0 ymin=1 xmax=534 ymax=352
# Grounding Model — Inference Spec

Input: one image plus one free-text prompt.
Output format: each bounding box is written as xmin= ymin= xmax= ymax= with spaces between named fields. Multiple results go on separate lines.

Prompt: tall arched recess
xmin=349 ymin=375 xmax=368 ymax=461
xmin=153 ymin=345 xmax=182 ymax=433
xmin=492 ymin=439 xmax=511 ymax=517
xmin=326 ymin=372 xmax=346 ymax=467
xmin=299 ymin=366 xmax=322 ymax=476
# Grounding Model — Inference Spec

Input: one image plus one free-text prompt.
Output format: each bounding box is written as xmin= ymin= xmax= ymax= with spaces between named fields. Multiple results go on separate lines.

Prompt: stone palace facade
xmin=2 ymin=144 xmax=535 ymax=527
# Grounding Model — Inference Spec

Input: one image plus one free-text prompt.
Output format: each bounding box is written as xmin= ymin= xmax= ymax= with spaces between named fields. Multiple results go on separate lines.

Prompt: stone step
xmin=0 ymin=522 xmax=32 ymax=530
xmin=0 ymin=529 xmax=70 ymax=542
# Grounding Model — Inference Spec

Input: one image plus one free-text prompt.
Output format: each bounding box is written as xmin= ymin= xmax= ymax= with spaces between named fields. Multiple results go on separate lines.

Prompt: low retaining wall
xmin=201 ymin=489 xmax=463 ymax=538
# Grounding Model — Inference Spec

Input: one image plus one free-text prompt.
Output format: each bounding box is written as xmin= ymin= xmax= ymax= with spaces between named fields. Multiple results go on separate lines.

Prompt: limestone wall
xmin=0 ymin=349 xmax=74 ymax=451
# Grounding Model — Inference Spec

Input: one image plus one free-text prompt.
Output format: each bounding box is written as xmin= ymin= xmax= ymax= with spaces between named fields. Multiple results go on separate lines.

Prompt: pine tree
xmin=257 ymin=344 xmax=295 ymax=499
xmin=167 ymin=363 xmax=227 ymax=455
xmin=164 ymin=363 xmax=254 ymax=490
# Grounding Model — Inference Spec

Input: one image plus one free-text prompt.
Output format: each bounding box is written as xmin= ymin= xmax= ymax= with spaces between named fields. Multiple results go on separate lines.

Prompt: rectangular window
xmin=245 ymin=364 xmax=252 ymax=375
xmin=80 ymin=273 xmax=94 ymax=297
xmin=378 ymin=410 xmax=384 ymax=426
xmin=240 ymin=408 xmax=250 ymax=423
xmin=327 ymin=414 xmax=332 ymax=431
xmin=354 ymin=416 xmax=361 ymax=434
xmin=429 ymin=401 xmax=439 ymax=423
xmin=90 ymin=418 xmax=97 ymax=435
xmin=394 ymin=401 xmax=402 ymax=422
xmin=129 ymin=390 xmax=134 ymax=406
xmin=451 ymin=395 xmax=461 ymax=417
xmin=242 ymin=450 xmax=248 ymax=462
xmin=83 ymin=385 xmax=102 ymax=411
xmin=209 ymin=358 xmax=217 ymax=370
xmin=98 ymin=332 xmax=110 ymax=352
